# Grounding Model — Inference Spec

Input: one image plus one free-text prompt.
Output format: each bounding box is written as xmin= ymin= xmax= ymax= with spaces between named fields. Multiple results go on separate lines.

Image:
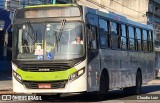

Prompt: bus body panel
xmin=12 ymin=59 xmax=88 ymax=93
xmin=12 ymin=72 xmax=87 ymax=93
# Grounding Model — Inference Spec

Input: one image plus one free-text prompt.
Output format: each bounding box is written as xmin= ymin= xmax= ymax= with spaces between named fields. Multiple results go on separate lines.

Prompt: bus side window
xmin=128 ymin=26 xmax=135 ymax=50
xmin=121 ymin=24 xmax=127 ymax=50
xmin=142 ymin=30 xmax=148 ymax=52
xmin=110 ymin=21 xmax=118 ymax=49
xmin=136 ymin=28 xmax=142 ymax=51
xmin=88 ymin=26 xmax=97 ymax=50
xmin=99 ymin=19 xmax=109 ymax=49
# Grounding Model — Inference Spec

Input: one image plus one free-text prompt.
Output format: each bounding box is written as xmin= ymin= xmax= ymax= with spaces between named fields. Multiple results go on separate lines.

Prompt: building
xmin=0 ymin=0 xmax=11 ymax=60
xmin=78 ymin=0 xmax=149 ymax=23
xmin=147 ymin=0 xmax=160 ymax=70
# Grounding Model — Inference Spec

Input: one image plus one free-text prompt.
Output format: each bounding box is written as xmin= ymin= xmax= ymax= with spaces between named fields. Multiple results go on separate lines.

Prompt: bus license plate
xmin=38 ymin=84 xmax=51 ymax=89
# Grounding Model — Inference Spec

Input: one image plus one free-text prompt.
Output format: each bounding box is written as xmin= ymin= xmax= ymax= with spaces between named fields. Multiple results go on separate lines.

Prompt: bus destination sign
xmin=25 ymin=7 xmax=80 ymax=18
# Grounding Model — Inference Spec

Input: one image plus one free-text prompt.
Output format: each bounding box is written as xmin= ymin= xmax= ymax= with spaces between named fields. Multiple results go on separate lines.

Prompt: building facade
xmin=147 ymin=0 xmax=160 ymax=70
xmin=0 ymin=0 xmax=12 ymax=60
xmin=78 ymin=0 xmax=149 ymax=23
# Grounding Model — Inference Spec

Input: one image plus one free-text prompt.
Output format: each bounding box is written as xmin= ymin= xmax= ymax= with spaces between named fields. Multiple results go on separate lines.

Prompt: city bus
xmin=12 ymin=3 xmax=155 ymax=98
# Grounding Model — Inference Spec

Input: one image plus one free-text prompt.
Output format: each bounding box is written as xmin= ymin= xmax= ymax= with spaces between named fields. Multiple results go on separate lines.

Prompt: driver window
xmin=88 ymin=26 xmax=97 ymax=50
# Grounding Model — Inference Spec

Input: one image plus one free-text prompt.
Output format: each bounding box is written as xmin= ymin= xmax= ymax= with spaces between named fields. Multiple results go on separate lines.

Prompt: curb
xmin=0 ymin=89 xmax=14 ymax=94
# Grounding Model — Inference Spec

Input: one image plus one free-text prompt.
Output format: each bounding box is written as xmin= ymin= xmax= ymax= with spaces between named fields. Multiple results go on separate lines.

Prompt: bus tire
xmin=97 ymin=71 xmax=109 ymax=100
xmin=134 ymin=71 xmax=142 ymax=95
xmin=123 ymin=71 xmax=142 ymax=95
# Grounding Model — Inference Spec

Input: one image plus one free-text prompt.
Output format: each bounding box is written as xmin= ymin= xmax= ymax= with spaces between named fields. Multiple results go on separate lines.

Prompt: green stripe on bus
xmin=16 ymin=67 xmax=76 ymax=81
xmin=25 ymin=4 xmax=73 ymax=8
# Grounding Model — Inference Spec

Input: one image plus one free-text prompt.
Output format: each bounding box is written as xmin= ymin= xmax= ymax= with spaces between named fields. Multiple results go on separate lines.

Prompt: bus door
xmin=87 ymin=25 xmax=100 ymax=91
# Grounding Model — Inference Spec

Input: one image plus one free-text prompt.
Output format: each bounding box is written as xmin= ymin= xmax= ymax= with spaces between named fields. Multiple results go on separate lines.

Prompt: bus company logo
xmin=42 ymin=75 xmax=47 ymax=79
xmin=39 ymin=69 xmax=50 ymax=71
xmin=2 ymin=95 xmax=12 ymax=101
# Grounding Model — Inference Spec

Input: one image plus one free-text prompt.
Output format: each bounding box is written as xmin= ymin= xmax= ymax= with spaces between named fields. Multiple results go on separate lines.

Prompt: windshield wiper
xmin=54 ymin=18 xmax=66 ymax=51
xmin=57 ymin=18 xmax=66 ymax=41
xmin=27 ymin=21 xmax=37 ymax=41
xmin=23 ymin=21 xmax=36 ymax=42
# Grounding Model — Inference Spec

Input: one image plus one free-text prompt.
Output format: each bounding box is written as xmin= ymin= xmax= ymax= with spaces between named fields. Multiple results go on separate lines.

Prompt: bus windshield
xmin=12 ymin=22 xmax=84 ymax=60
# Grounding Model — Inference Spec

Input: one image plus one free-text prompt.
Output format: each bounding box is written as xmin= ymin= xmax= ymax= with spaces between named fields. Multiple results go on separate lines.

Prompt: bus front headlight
xmin=13 ymin=70 xmax=22 ymax=83
xmin=12 ymin=63 xmax=18 ymax=71
xmin=69 ymin=68 xmax=85 ymax=81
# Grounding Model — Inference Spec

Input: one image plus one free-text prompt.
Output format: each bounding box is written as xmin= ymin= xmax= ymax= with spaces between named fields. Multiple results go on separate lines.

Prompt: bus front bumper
xmin=12 ymin=73 xmax=87 ymax=94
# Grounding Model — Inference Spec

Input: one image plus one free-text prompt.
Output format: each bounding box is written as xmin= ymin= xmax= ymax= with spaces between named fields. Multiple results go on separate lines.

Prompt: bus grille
xmin=20 ymin=63 xmax=71 ymax=72
xmin=23 ymin=80 xmax=68 ymax=89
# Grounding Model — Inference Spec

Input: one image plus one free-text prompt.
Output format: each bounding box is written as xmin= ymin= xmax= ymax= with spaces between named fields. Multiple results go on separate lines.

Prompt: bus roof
xmin=86 ymin=7 xmax=153 ymax=30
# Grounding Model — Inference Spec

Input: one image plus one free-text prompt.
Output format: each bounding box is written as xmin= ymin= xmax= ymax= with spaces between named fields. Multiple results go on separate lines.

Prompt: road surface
xmin=1 ymin=82 xmax=160 ymax=103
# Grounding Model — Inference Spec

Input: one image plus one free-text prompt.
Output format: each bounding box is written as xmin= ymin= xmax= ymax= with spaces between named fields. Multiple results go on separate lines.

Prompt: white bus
xmin=12 ymin=4 xmax=155 ymax=98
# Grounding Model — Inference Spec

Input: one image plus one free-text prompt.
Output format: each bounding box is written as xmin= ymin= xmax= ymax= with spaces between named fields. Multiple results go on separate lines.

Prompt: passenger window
xmin=110 ymin=22 xmax=117 ymax=35
xmin=129 ymin=26 xmax=134 ymax=38
xmin=143 ymin=30 xmax=148 ymax=51
xmin=128 ymin=26 xmax=135 ymax=50
xmin=136 ymin=28 xmax=142 ymax=51
xmin=110 ymin=22 xmax=118 ymax=49
xmin=99 ymin=19 xmax=108 ymax=32
xmin=121 ymin=24 xmax=127 ymax=49
xmin=99 ymin=19 xmax=109 ymax=48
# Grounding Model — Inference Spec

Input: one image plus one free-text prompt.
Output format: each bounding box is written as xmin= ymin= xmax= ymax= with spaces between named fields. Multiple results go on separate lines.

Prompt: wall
xmin=148 ymin=0 xmax=160 ymax=70
xmin=78 ymin=0 xmax=149 ymax=23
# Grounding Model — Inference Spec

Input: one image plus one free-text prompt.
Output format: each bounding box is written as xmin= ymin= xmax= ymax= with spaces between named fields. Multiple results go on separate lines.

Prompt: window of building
xmin=155 ymin=6 xmax=159 ymax=11
xmin=121 ymin=24 xmax=127 ymax=50
xmin=136 ymin=28 xmax=142 ymax=51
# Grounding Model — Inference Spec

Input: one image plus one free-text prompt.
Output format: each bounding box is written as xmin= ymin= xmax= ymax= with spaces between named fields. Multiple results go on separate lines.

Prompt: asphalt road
xmin=1 ymin=83 xmax=160 ymax=103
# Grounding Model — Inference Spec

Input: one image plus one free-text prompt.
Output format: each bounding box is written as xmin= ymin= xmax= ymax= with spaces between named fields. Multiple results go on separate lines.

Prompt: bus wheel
xmin=123 ymin=71 xmax=142 ymax=95
xmin=135 ymin=71 xmax=142 ymax=95
xmin=97 ymin=72 xmax=108 ymax=100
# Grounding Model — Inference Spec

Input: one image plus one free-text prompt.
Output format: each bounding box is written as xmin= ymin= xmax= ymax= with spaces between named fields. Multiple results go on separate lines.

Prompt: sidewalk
xmin=0 ymin=60 xmax=14 ymax=94
xmin=0 ymin=72 xmax=13 ymax=94
xmin=147 ymin=79 xmax=160 ymax=85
